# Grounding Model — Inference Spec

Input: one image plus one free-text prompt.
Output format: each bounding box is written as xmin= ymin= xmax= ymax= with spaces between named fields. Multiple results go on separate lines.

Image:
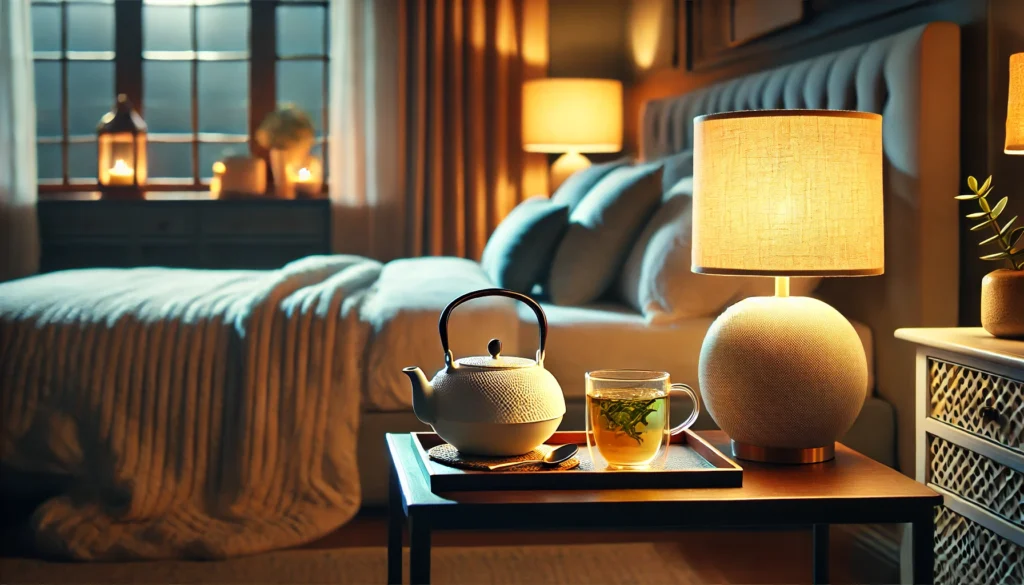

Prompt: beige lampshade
xmin=1006 ymin=52 xmax=1024 ymax=154
xmin=692 ymin=110 xmax=884 ymax=276
xmin=522 ymin=78 xmax=623 ymax=153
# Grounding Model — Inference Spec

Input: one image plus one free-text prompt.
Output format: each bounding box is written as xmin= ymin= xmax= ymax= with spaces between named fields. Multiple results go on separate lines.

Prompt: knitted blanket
xmin=0 ymin=255 xmax=381 ymax=560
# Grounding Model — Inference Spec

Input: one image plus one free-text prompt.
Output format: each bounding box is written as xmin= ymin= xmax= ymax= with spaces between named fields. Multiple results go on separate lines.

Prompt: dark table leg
xmin=912 ymin=511 xmax=935 ymax=585
xmin=409 ymin=512 xmax=432 ymax=585
xmin=812 ymin=524 xmax=830 ymax=585
xmin=387 ymin=464 xmax=403 ymax=585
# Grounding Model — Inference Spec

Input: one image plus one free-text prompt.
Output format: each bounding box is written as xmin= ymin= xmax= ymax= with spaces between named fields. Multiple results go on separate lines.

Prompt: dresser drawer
xmin=201 ymin=204 xmax=328 ymax=238
xmin=39 ymin=203 xmax=134 ymax=237
xmin=929 ymin=435 xmax=1023 ymax=529
xmin=135 ymin=206 xmax=199 ymax=236
xmin=935 ymin=506 xmax=1023 ymax=585
xmin=928 ymin=358 xmax=1023 ymax=453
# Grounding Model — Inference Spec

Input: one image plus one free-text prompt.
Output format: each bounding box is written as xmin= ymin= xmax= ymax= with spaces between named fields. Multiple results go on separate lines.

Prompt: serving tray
xmin=411 ymin=430 xmax=742 ymax=492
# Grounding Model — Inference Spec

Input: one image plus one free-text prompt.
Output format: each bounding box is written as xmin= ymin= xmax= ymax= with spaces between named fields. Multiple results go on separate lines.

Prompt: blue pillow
xmin=550 ymin=159 xmax=628 ymax=211
xmin=481 ymin=197 xmax=570 ymax=293
xmin=547 ymin=162 xmax=665 ymax=305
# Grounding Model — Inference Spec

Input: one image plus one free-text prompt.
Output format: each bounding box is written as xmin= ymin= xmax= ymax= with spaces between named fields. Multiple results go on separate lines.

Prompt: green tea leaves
xmin=597 ymin=397 xmax=659 ymax=445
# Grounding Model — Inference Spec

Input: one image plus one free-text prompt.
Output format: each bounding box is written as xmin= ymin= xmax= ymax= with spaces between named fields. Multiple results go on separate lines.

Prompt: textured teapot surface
xmin=430 ymin=365 xmax=565 ymax=424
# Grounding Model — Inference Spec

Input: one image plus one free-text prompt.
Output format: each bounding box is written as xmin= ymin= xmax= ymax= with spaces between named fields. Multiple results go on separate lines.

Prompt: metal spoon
xmin=485 ymin=444 xmax=579 ymax=471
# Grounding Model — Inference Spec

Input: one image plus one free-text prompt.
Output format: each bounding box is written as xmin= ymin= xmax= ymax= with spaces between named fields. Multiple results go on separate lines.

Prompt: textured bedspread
xmin=0 ymin=256 xmax=382 ymax=559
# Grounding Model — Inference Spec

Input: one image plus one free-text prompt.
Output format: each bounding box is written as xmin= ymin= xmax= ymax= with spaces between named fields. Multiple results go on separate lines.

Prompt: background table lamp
xmin=522 ymin=78 xmax=622 ymax=191
xmin=1006 ymin=52 xmax=1024 ymax=154
xmin=693 ymin=110 xmax=884 ymax=464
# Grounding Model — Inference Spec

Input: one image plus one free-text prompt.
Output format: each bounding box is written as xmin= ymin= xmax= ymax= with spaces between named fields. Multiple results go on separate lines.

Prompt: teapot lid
xmin=455 ymin=339 xmax=535 ymax=369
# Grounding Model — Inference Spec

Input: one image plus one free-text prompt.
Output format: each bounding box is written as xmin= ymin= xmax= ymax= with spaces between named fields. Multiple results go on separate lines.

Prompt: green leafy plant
xmin=255 ymin=104 xmax=316 ymax=152
xmin=599 ymin=398 xmax=659 ymax=445
xmin=957 ymin=175 xmax=1024 ymax=270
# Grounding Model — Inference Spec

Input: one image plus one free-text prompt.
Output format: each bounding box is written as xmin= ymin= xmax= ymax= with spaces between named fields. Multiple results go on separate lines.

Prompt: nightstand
xmin=37 ymin=192 xmax=330 ymax=270
xmin=895 ymin=328 xmax=1023 ymax=585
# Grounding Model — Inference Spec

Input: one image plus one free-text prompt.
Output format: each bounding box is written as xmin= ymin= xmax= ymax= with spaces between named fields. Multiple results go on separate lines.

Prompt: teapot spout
xmin=403 ymin=367 xmax=435 ymax=424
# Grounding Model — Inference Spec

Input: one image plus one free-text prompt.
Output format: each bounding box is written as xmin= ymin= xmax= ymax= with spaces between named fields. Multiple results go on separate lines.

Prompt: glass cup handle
xmin=668 ymin=383 xmax=700 ymax=436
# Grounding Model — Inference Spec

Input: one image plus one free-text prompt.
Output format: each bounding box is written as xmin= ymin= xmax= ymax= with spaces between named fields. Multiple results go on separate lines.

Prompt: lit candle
xmin=292 ymin=159 xmax=322 ymax=198
xmin=210 ymin=161 xmax=226 ymax=198
xmin=108 ymin=159 xmax=134 ymax=186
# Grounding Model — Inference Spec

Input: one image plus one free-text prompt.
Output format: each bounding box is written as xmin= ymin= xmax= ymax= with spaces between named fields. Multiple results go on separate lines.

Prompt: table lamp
xmin=1006 ymin=52 xmax=1024 ymax=154
xmin=522 ymin=78 xmax=622 ymax=191
xmin=693 ymin=110 xmax=884 ymax=464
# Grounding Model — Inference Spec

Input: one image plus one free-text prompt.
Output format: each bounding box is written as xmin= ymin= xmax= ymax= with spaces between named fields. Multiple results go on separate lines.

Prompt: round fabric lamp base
xmin=699 ymin=296 xmax=868 ymax=464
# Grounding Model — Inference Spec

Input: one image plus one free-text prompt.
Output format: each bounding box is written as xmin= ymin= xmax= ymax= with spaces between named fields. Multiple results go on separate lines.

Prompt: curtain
xmin=0 ymin=0 xmax=39 ymax=281
xmin=330 ymin=0 xmax=547 ymax=261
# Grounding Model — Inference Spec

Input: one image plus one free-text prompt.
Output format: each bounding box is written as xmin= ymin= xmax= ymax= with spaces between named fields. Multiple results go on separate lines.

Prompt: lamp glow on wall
xmin=693 ymin=109 xmax=883 ymax=464
xmin=522 ymin=78 xmax=623 ymax=191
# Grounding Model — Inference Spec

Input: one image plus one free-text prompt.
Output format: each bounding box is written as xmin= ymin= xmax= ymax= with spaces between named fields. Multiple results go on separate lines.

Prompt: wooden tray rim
xmin=411 ymin=430 xmax=742 ymax=489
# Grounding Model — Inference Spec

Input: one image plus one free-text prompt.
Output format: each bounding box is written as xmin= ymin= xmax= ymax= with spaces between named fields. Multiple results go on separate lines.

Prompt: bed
xmin=0 ymin=22 xmax=960 ymax=560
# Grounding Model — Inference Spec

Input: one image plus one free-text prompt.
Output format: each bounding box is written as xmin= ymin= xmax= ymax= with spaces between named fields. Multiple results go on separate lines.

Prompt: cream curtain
xmin=0 ymin=0 xmax=39 ymax=281
xmin=330 ymin=0 xmax=547 ymax=261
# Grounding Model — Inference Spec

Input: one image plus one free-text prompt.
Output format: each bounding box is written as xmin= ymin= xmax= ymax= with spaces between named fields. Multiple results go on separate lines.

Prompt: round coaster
xmin=428 ymin=443 xmax=580 ymax=472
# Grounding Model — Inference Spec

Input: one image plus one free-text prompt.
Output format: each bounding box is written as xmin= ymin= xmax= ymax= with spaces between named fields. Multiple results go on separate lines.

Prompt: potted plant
xmin=958 ymin=175 xmax=1024 ymax=338
xmin=256 ymin=105 xmax=316 ymax=199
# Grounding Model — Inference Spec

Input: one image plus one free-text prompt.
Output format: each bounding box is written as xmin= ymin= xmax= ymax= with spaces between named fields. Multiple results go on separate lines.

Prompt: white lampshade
xmin=522 ymin=78 xmax=623 ymax=153
xmin=692 ymin=109 xmax=884 ymax=276
xmin=1006 ymin=52 xmax=1024 ymax=154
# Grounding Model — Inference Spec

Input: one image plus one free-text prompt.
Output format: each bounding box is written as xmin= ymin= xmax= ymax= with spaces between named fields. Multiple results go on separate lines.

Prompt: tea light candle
xmin=293 ymin=158 xmax=323 ymax=198
xmin=108 ymin=159 xmax=134 ymax=186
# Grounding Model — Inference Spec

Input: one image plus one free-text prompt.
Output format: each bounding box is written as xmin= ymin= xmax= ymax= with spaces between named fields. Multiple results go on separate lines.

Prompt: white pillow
xmin=618 ymin=178 xmax=819 ymax=323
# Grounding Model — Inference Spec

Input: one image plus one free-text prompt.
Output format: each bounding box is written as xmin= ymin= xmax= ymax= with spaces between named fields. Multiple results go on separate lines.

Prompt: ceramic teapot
xmin=402 ymin=288 xmax=565 ymax=456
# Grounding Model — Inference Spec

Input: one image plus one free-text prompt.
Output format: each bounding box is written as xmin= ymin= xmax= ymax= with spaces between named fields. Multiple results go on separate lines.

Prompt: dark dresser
xmin=38 ymin=192 xmax=331 ymax=271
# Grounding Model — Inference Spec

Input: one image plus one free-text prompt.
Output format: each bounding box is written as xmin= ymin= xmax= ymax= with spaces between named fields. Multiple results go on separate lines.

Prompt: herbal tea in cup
xmin=585 ymin=370 xmax=700 ymax=470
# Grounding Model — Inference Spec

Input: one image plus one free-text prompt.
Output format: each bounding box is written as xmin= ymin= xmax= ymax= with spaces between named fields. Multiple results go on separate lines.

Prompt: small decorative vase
xmin=981 ymin=269 xmax=1024 ymax=339
xmin=268 ymin=148 xmax=309 ymax=199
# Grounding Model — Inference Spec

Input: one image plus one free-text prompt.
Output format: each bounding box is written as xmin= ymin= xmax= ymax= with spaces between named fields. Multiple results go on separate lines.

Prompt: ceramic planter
xmin=981 ymin=269 xmax=1024 ymax=339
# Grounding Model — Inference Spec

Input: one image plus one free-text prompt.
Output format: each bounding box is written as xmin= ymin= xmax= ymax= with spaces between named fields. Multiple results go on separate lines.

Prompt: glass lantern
xmin=97 ymin=94 xmax=147 ymax=195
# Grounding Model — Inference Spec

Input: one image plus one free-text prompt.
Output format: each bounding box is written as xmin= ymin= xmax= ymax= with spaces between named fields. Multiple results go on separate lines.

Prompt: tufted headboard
xmin=640 ymin=23 xmax=961 ymax=474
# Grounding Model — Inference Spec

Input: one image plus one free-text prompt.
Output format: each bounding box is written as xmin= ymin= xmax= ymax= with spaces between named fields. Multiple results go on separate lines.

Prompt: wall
xmin=548 ymin=0 xmax=630 ymax=80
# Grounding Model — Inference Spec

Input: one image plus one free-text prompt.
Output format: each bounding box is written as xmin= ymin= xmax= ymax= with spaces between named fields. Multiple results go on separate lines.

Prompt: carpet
xmin=0 ymin=543 xmax=705 ymax=584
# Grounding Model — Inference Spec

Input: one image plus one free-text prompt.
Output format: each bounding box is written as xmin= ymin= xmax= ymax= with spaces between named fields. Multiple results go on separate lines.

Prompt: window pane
xmin=67 ymin=61 xmax=114 ymax=135
xmin=144 ymin=61 xmax=192 ymax=133
xmin=31 ymin=4 xmax=61 ymax=53
xmin=148 ymin=142 xmax=193 ymax=179
xmin=277 ymin=6 xmax=325 ymax=57
xmin=198 ymin=62 xmax=248 ymax=134
xmin=34 ymin=62 xmax=62 ymax=138
xmin=197 ymin=6 xmax=248 ymax=52
xmin=67 ymin=4 xmax=115 ymax=53
xmin=199 ymin=142 xmax=247 ymax=179
xmin=69 ymin=142 xmax=98 ymax=180
xmin=277 ymin=61 xmax=324 ymax=135
xmin=143 ymin=5 xmax=193 ymax=52
xmin=37 ymin=143 xmax=63 ymax=181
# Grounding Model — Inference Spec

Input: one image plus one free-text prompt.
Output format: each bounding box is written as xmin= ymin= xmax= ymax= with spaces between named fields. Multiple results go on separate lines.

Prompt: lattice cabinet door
xmin=897 ymin=328 xmax=1024 ymax=585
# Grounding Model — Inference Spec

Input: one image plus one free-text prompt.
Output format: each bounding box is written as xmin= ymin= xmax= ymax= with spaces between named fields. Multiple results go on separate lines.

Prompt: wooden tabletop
xmin=895 ymin=327 xmax=1024 ymax=370
xmin=388 ymin=431 xmax=941 ymax=531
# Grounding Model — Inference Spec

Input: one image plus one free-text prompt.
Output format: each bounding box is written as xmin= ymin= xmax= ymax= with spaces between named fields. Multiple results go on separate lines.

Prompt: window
xmin=31 ymin=0 xmax=330 ymax=191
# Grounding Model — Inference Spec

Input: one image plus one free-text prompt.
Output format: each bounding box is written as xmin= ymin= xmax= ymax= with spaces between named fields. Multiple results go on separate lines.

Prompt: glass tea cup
xmin=585 ymin=370 xmax=700 ymax=470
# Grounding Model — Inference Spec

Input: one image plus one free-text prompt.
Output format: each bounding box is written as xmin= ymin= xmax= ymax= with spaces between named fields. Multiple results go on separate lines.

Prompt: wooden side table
xmin=896 ymin=327 xmax=1024 ymax=585
xmin=386 ymin=430 xmax=941 ymax=585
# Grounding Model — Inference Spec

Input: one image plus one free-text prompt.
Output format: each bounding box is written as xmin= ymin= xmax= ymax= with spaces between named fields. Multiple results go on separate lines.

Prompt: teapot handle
xmin=439 ymin=288 xmax=548 ymax=368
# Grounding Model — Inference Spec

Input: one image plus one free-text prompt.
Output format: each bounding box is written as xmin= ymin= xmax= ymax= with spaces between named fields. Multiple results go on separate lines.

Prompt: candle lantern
xmin=97 ymin=94 xmax=147 ymax=196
